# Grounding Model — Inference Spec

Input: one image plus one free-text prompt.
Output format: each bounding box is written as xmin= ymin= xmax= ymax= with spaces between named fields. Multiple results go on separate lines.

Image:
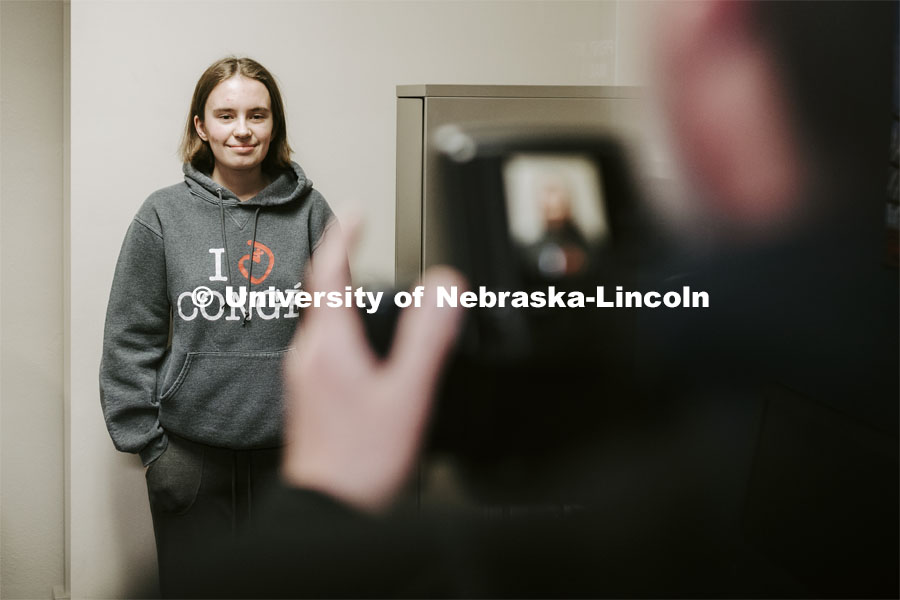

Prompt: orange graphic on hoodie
xmin=238 ymin=240 xmax=274 ymax=284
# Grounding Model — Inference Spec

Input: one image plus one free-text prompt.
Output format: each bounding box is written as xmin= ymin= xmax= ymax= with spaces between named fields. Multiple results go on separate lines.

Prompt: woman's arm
xmin=99 ymin=215 xmax=170 ymax=465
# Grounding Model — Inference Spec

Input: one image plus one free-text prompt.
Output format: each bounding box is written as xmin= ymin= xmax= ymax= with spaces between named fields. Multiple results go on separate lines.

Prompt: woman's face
xmin=194 ymin=75 xmax=274 ymax=175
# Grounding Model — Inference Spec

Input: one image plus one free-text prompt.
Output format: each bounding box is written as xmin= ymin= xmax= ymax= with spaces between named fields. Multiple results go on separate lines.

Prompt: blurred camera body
xmin=431 ymin=125 xmax=646 ymax=365
xmin=366 ymin=127 xmax=653 ymax=482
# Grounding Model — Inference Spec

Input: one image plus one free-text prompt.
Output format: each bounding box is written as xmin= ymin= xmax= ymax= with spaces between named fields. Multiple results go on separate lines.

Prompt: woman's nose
xmin=234 ymin=119 xmax=251 ymax=137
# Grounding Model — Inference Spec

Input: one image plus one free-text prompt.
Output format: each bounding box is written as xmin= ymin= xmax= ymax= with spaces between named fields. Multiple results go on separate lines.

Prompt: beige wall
xmin=0 ymin=1 xmax=653 ymax=598
xmin=0 ymin=1 xmax=66 ymax=599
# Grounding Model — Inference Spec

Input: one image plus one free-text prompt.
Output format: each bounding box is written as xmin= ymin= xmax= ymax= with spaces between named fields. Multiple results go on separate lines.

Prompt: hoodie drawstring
xmin=218 ymin=188 xmax=263 ymax=326
xmin=242 ymin=207 xmax=262 ymax=326
xmin=217 ymin=188 xmax=235 ymax=285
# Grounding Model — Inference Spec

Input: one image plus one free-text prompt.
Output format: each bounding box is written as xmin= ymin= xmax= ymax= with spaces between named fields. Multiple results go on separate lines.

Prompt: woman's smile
xmin=227 ymin=143 xmax=257 ymax=153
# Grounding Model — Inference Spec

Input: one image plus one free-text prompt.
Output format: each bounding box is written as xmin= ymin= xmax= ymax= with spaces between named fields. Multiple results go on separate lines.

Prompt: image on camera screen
xmin=502 ymin=154 xmax=607 ymax=279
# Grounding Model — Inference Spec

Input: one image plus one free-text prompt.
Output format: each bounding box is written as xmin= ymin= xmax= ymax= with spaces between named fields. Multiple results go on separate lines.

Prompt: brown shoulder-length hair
xmin=180 ymin=57 xmax=293 ymax=174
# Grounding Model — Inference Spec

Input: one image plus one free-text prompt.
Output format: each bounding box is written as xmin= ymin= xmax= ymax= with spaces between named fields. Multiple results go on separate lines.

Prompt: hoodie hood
xmin=183 ymin=161 xmax=314 ymax=207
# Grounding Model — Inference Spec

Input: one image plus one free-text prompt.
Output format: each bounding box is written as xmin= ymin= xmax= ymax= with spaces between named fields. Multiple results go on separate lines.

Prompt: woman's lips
xmin=228 ymin=144 xmax=256 ymax=153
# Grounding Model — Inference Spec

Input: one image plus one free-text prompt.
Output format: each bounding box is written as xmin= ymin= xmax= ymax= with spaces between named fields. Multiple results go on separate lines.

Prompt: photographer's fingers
xmin=307 ymin=219 xmax=356 ymax=302
xmin=302 ymin=219 xmax=370 ymax=350
xmin=390 ymin=267 xmax=467 ymax=398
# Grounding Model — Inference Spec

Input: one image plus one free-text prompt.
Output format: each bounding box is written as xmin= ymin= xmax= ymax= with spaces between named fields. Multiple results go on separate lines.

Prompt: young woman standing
xmin=99 ymin=56 xmax=335 ymax=597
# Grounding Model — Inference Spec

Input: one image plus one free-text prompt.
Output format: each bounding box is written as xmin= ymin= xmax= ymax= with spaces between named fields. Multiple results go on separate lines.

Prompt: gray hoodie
xmin=100 ymin=161 xmax=335 ymax=465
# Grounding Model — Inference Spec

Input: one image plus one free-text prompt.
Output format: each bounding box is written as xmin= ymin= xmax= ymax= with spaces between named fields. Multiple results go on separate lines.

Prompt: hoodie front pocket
xmin=158 ymin=349 xmax=292 ymax=448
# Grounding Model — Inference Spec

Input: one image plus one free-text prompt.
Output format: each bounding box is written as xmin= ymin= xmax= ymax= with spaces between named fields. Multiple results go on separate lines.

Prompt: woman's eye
xmin=218 ymin=114 xmax=233 ymax=120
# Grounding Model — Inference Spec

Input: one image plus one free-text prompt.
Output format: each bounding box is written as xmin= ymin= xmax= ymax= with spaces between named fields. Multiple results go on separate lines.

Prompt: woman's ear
xmin=193 ymin=115 xmax=207 ymax=141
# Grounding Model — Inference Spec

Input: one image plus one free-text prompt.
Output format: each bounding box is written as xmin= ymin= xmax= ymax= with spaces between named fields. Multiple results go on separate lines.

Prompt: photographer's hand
xmin=281 ymin=224 xmax=466 ymax=513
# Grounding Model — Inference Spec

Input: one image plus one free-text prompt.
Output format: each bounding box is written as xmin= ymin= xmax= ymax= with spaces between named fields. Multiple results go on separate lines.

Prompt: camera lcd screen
xmin=502 ymin=153 xmax=607 ymax=278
